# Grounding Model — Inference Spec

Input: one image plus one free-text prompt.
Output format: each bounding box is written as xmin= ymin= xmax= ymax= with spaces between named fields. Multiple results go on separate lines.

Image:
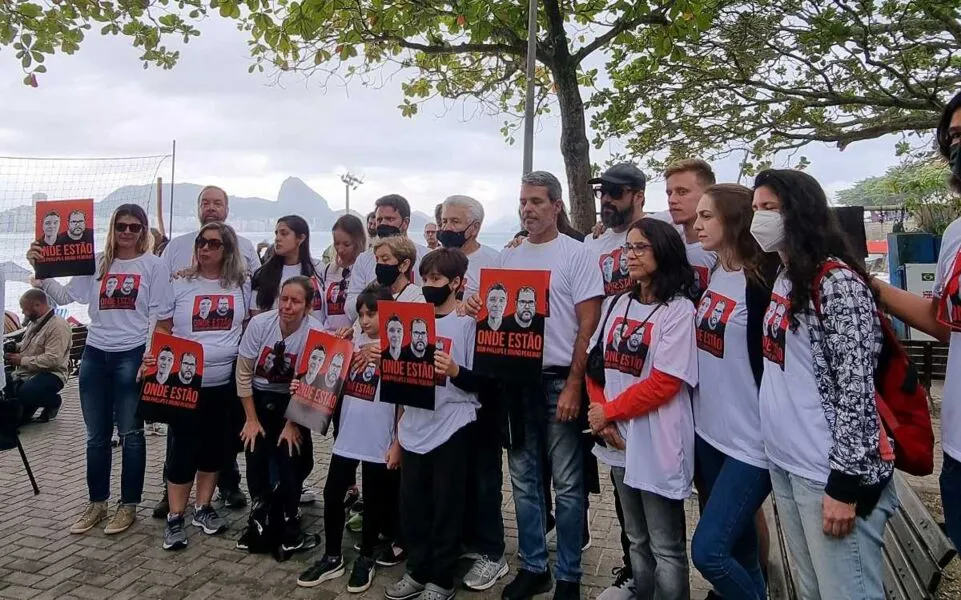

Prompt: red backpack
xmin=813 ymin=261 xmax=935 ymax=476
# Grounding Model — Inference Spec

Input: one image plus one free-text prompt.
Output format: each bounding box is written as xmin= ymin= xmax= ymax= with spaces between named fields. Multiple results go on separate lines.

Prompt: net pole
xmin=168 ymin=139 xmax=176 ymax=239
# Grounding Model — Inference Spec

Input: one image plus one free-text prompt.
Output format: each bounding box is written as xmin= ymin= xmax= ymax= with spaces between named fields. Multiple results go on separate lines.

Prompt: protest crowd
xmin=4 ymin=92 xmax=961 ymax=600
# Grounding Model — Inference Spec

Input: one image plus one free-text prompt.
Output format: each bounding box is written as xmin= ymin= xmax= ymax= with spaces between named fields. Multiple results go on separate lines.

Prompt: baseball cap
xmin=588 ymin=163 xmax=647 ymax=189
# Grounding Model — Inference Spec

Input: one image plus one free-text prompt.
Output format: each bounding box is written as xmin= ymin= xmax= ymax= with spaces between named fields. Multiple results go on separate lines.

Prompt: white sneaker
xmin=300 ymin=486 xmax=317 ymax=504
xmin=597 ymin=567 xmax=634 ymax=600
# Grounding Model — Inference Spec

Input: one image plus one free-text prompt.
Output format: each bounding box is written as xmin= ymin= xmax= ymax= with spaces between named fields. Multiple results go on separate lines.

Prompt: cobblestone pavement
xmin=0 ymin=382 xmax=715 ymax=600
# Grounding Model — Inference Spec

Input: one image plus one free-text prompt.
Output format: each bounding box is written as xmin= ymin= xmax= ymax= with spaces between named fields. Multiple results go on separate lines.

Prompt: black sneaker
xmin=297 ymin=555 xmax=345 ymax=588
xmin=347 ymin=556 xmax=376 ymax=593
xmin=375 ymin=544 xmax=407 ymax=567
xmin=219 ymin=487 xmax=248 ymax=509
xmin=37 ymin=406 xmax=59 ymax=422
xmin=502 ymin=568 xmax=552 ymax=600
xmin=152 ymin=492 xmax=170 ymax=520
xmin=553 ymin=581 xmax=579 ymax=600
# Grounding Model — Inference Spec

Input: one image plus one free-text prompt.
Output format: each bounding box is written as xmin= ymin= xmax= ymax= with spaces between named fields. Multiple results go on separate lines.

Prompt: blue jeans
xmin=769 ymin=464 xmax=897 ymax=600
xmin=79 ymin=344 xmax=146 ymax=505
xmin=941 ymin=453 xmax=961 ymax=552
xmin=691 ymin=435 xmax=771 ymax=600
xmin=507 ymin=377 xmax=584 ymax=582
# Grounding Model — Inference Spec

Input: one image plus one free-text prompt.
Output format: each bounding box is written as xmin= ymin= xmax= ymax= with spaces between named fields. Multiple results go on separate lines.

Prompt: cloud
xmin=0 ymin=17 xmax=912 ymax=222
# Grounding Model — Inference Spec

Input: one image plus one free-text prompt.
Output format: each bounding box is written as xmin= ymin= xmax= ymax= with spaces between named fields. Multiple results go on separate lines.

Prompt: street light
xmin=340 ymin=171 xmax=363 ymax=213
xmin=522 ymin=0 xmax=538 ymax=176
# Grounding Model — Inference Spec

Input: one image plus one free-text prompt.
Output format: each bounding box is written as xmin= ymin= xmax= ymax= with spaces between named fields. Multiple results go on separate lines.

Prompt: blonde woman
xmin=29 ymin=204 xmax=168 ymax=536
xmin=142 ymin=222 xmax=251 ymax=550
xmin=373 ymin=235 xmax=425 ymax=303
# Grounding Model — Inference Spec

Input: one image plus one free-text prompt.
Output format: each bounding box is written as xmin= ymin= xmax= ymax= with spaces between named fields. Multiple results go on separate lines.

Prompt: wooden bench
xmin=68 ymin=324 xmax=87 ymax=376
xmin=766 ymin=474 xmax=957 ymax=600
xmin=902 ymin=340 xmax=949 ymax=392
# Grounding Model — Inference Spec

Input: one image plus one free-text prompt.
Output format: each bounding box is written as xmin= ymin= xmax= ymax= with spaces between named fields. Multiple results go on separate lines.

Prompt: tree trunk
xmin=552 ymin=62 xmax=595 ymax=233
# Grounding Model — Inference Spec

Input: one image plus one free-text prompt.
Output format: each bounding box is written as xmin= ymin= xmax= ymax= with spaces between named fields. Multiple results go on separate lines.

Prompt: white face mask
xmin=750 ymin=210 xmax=786 ymax=252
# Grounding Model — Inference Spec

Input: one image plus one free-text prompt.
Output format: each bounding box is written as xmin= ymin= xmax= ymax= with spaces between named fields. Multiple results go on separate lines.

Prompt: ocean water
xmin=1 ymin=230 xmax=518 ymax=323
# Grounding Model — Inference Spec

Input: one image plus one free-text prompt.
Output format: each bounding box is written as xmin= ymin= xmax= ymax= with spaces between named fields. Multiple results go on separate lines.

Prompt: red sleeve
xmin=586 ymin=376 xmax=607 ymax=406
xmin=601 ymin=369 xmax=683 ymax=422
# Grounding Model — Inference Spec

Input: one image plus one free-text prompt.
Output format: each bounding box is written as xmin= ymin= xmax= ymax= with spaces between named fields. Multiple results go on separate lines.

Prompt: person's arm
xmin=566 ymin=296 xmax=601 ymax=395
xmin=345 ymin=252 xmax=372 ymax=321
xmin=600 ymin=369 xmax=683 ymax=421
xmin=450 ymin=365 xmax=484 ymax=393
xmin=874 ymin=280 xmax=950 ymax=342
xmin=40 ymin=275 xmax=92 ymax=306
xmin=236 ymin=356 xmax=255 ymax=399
xmin=19 ymin=321 xmax=70 ymax=372
xmin=154 ymin=318 xmax=173 ymax=335
xmin=585 ymin=375 xmax=606 ymax=405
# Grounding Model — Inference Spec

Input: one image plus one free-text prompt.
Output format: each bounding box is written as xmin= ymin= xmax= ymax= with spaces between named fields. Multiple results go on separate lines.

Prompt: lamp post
xmin=340 ymin=171 xmax=363 ymax=213
xmin=521 ymin=0 xmax=538 ymax=176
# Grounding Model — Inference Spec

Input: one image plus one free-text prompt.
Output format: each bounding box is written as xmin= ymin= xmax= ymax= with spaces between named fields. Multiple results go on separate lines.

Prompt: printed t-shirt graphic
xmin=192 ymin=294 xmax=235 ymax=331
xmin=99 ymin=274 xmax=140 ymax=310
xmin=695 ymin=290 xmax=736 ymax=358
xmin=326 ymin=278 xmax=347 ymax=317
xmin=598 ymin=246 xmax=632 ymax=296
xmin=761 ymin=293 xmax=790 ymax=368
xmin=604 ymin=314 xmax=653 ymax=377
xmin=939 ymin=245 xmax=961 ymax=327
xmin=255 ymin=345 xmax=296 ymax=383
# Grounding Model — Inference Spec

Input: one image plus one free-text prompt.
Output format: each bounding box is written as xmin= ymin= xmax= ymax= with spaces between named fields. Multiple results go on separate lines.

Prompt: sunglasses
xmin=593 ymin=184 xmax=634 ymax=201
xmin=195 ymin=237 xmax=225 ymax=250
xmin=114 ymin=222 xmax=144 ymax=233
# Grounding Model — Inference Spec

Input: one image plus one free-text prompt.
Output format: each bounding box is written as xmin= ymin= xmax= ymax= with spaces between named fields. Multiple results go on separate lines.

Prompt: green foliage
xmin=592 ymin=0 xmax=961 ymax=173
xmin=1 ymin=0 xmax=206 ymax=84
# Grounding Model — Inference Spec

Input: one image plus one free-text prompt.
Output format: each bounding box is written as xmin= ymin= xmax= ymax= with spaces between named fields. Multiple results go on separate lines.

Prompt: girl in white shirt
xmin=142 ymin=222 xmax=251 ymax=551
xmin=30 ymin=204 xmax=167 ymax=537
xmin=320 ymin=214 xmax=367 ymax=332
xmin=250 ymin=215 xmax=324 ymax=316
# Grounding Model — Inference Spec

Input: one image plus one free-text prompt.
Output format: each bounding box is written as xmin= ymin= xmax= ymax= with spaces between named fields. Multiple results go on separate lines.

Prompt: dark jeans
xmin=942 ymin=453 xmax=961 ymax=552
xmin=463 ymin=412 xmax=506 ymax=559
xmin=402 ymin=425 xmax=470 ymax=590
xmin=79 ymin=344 xmax=146 ymax=504
xmin=244 ymin=390 xmax=310 ymax=519
xmin=3 ymin=371 xmax=63 ymax=422
xmin=166 ymin=384 xmax=234 ymax=485
xmin=691 ymin=435 xmax=771 ymax=600
xmin=324 ymin=453 xmax=399 ymax=557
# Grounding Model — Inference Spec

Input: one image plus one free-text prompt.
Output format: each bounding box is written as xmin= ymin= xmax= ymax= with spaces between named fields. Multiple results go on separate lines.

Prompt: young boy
xmin=385 ymin=248 xmax=482 ymax=600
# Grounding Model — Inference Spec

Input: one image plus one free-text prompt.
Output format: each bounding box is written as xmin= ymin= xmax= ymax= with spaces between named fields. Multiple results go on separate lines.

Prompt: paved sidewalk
xmin=0 ymin=382 xmax=712 ymax=600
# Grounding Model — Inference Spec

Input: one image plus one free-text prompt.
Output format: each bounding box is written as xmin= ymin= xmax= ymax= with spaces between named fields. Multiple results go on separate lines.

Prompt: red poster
xmin=138 ymin=331 xmax=204 ymax=424
xmin=378 ymin=300 xmax=436 ymax=410
xmin=474 ymin=268 xmax=550 ymax=378
xmin=285 ymin=329 xmax=353 ymax=434
xmin=34 ymin=199 xmax=96 ymax=279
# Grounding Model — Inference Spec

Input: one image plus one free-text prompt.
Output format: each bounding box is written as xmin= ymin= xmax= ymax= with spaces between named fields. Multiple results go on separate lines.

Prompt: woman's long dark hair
xmin=628 ymin=218 xmax=696 ymax=303
xmin=703 ymin=183 xmax=778 ymax=286
xmin=753 ymin=169 xmax=872 ymax=326
xmin=252 ymin=215 xmax=318 ymax=310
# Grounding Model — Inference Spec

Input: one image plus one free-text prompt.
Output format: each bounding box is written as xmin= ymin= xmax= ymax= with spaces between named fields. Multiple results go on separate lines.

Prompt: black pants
xmin=324 ymin=454 xmax=399 ymax=557
xmin=463 ymin=412 xmax=506 ymax=559
xmin=402 ymin=426 xmax=469 ymax=589
xmin=166 ymin=384 xmax=233 ymax=485
xmin=2 ymin=371 xmax=63 ymax=423
xmin=245 ymin=390 xmax=310 ymax=519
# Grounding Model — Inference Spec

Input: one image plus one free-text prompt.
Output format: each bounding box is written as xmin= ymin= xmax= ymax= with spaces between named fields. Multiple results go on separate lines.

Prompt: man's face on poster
xmin=179 ymin=354 xmax=196 ymax=384
xmin=618 ymin=251 xmax=629 ymax=275
xmin=772 ymin=304 xmax=786 ymax=331
xmin=709 ymin=301 xmax=725 ymax=329
xmin=42 ymin=214 xmax=60 ymax=240
xmin=362 ymin=363 xmax=376 ymax=381
xmin=325 ymin=353 xmax=344 ymax=388
xmin=627 ymin=327 xmax=643 ymax=352
xmin=263 ymin=352 xmax=275 ymax=373
xmin=122 ymin=276 xmax=135 ymax=295
xmin=217 ymin=297 xmax=230 ymax=316
xmin=306 ymin=348 xmax=326 ymax=383
xmin=411 ymin=320 xmax=428 ymax=355
xmin=602 ymin=256 xmax=615 ymax=282
xmin=516 ymin=289 xmax=536 ymax=326
xmin=612 ymin=323 xmax=625 ymax=346
xmin=199 ymin=297 xmax=213 ymax=318
xmin=68 ymin=211 xmax=86 ymax=238
xmin=486 ymin=288 xmax=507 ymax=319
xmin=387 ymin=320 xmax=403 ymax=351
xmin=157 ymin=350 xmax=175 ymax=381
xmin=105 ymin=277 xmax=118 ymax=297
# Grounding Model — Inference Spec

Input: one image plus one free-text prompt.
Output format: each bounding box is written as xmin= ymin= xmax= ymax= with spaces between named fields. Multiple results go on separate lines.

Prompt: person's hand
xmin=28 ymin=276 xmax=44 ymax=289
xmin=434 ymin=349 xmax=459 ymax=378
xmin=5 ymin=353 xmax=21 ymax=366
xmin=278 ymin=421 xmax=303 ymax=457
xmin=598 ymin=424 xmax=625 ymax=450
xmin=26 ymin=242 xmax=42 ymax=266
xmin=587 ymin=402 xmax=608 ymax=432
xmin=386 ymin=439 xmax=402 ymax=470
xmin=172 ymin=267 xmax=191 ymax=281
xmin=822 ymin=494 xmax=856 ymax=538
xmin=504 ymin=235 xmax=524 ymax=249
xmin=240 ymin=418 xmax=266 ymax=452
xmin=137 ymin=352 xmax=156 ymax=382
xmin=463 ymin=294 xmax=481 ymax=318
xmin=289 ymin=377 xmax=301 ymax=394
xmin=335 ymin=326 xmax=354 ymax=339
xmin=591 ymin=221 xmax=606 ymax=239
xmin=556 ymin=384 xmax=582 ymax=422
xmin=351 ymin=343 xmax=380 ymax=372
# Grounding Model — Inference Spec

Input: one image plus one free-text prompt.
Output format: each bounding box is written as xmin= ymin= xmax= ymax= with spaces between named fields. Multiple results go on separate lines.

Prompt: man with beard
xmin=121 ymin=275 xmax=136 ymax=296
xmin=216 ymin=296 xmax=232 ymax=319
xmin=383 ymin=316 xmax=404 ymax=362
xmin=39 ymin=211 xmax=60 ymax=246
xmin=438 ymin=195 xmax=501 ymax=299
xmin=304 ymin=346 xmax=327 ymax=387
xmin=401 ymin=318 xmax=431 ymax=362
xmin=506 ymin=286 xmax=544 ymax=333
xmin=707 ymin=299 xmax=726 ymax=331
xmin=177 ymin=352 xmax=200 ymax=387
xmin=55 ymin=209 xmax=94 ymax=244
xmin=323 ymin=352 xmax=345 ymax=391
xmin=478 ymin=284 xmax=508 ymax=332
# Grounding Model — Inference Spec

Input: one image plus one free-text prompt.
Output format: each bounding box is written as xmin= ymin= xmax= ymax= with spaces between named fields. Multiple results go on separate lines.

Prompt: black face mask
xmin=376 ymin=224 xmax=402 ymax=238
xmin=437 ymin=228 xmax=467 ymax=248
xmin=600 ymin=202 xmax=632 ymax=229
xmin=422 ymin=284 xmax=452 ymax=306
xmin=375 ymin=263 xmax=402 ymax=286
xmin=951 ymin=145 xmax=961 ymax=183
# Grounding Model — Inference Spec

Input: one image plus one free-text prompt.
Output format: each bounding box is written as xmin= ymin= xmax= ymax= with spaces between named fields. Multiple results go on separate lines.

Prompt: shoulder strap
xmin=598 ymin=292 xmax=626 ymax=338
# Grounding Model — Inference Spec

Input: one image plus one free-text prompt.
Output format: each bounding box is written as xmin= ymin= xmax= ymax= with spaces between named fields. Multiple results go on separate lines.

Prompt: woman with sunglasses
xmin=688 ymin=184 xmax=777 ymax=599
xmin=250 ymin=215 xmax=324 ymax=318
xmin=320 ymin=215 xmax=366 ymax=332
xmin=585 ymin=218 xmax=698 ymax=600
xmin=235 ymin=275 xmax=323 ymax=554
xmin=141 ymin=223 xmax=250 ymax=551
xmin=751 ymin=169 xmax=894 ymax=599
xmin=28 ymin=204 xmax=168 ymax=536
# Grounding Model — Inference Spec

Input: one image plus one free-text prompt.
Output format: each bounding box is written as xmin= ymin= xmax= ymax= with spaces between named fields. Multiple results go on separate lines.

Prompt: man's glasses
xmin=114 ymin=223 xmax=144 ymax=233
xmin=593 ymin=184 xmax=633 ymax=201
xmin=622 ymin=242 xmax=652 ymax=257
xmin=195 ymin=237 xmax=224 ymax=250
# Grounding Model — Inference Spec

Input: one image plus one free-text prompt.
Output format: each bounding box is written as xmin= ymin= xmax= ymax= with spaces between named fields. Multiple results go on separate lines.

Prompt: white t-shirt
xmin=42 ymin=253 xmax=168 ymax=352
xmin=499 ymin=234 xmax=604 ymax=368
xmin=395 ymin=283 xmax=426 ymax=303
xmin=398 ymin=312 xmax=479 ymax=454
xmin=238 ymin=310 xmax=323 ymax=394
xmin=249 ymin=260 xmax=326 ymax=318
xmin=345 ymin=238 xmax=430 ymax=320
xmin=593 ymin=295 xmax=698 ymax=499
xmin=934 ymin=217 xmax=961 ymax=462
xmin=162 ymin=230 xmax=258 ymax=276
xmin=693 ymin=268 xmax=767 ymax=469
xmin=686 ymin=242 xmax=718 ymax=299
xmin=759 ymin=273 xmax=833 ymax=483
xmin=158 ymin=275 xmax=251 ymax=387
xmin=333 ymin=331 xmax=395 ymax=464
xmin=584 ymin=229 xmax=631 ymax=298
xmin=319 ymin=261 xmax=354 ymax=332
xmin=463 ymin=244 xmax=502 ymax=299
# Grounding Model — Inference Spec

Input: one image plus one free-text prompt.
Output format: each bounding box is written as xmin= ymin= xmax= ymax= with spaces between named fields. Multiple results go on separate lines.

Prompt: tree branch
xmin=573 ymin=8 xmax=669 ymax=64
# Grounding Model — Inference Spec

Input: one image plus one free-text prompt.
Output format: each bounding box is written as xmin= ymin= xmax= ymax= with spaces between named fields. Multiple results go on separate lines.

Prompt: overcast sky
xmin=0 ymin=17 xmax=914 ymax=223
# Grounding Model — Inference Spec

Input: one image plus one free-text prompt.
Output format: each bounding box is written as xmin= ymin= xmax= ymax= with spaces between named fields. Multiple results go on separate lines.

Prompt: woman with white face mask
xmin=750 ymin=169 xmax=895 ymax=600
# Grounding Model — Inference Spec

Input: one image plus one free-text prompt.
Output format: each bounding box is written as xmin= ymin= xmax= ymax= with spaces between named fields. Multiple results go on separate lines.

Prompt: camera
xmin=3 ymin=339 xmax=17 ymax=355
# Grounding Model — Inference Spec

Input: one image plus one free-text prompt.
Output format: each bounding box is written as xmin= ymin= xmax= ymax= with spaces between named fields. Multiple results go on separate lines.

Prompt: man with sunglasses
xmin=153 ymin=185 xmax=258 ymax=518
